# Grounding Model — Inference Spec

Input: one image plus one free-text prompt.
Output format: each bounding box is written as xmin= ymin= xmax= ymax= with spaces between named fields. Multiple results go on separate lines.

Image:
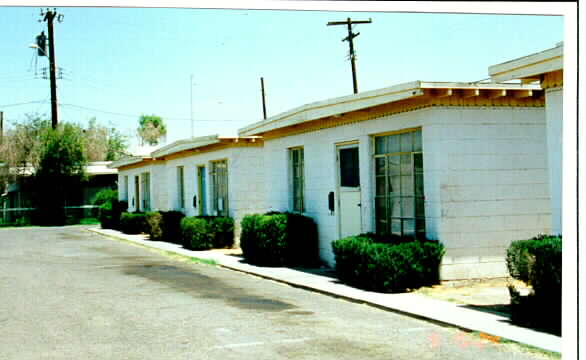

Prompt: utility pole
xmin=39 ymin=8 xmax=64 ymax=129
xmin=327 ymin=17 xmax=372 ymax=94
xmin=0 ymin=111 xmax=4 ymax=145
xmin=260 ymin=77 xmax=267 ymax=120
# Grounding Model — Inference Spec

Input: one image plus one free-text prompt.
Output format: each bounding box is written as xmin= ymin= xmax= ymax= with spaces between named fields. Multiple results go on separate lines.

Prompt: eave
xmin=488 ymin=43 xmax=563 ymax=83
xmin=238 ymin=81 xmax=543 ymax=138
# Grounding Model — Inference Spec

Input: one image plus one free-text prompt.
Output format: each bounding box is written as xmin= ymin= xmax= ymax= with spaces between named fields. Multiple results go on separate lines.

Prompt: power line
xmin=59 ymin=103 xmax=252 ymax=122
xmin=0 ymin=100 xmax=48 ymax=108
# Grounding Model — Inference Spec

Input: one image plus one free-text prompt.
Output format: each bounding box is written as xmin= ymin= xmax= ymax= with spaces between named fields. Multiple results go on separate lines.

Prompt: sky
xmin=0 ymin=3 xmax=569 ymax=150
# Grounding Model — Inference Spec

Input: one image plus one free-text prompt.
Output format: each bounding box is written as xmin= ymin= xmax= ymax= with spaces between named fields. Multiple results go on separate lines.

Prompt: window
xmin=374 ymin=129 xmax=425 ymax=238
xmin=290 ymin=147 xmax=305 ymax=212
xmin=141 ymin=172 xmax=151 ymax=211
xmin=123 ymin=176 xmax=129 ymax=201
xmin=177 ymin=166 xmax=185 ymax=209
xmin=134 ymin=176 xmax=140 ymax=211
xmin=339 ymin=147 xmax=360 ymax=187
xmin=211 ymin=160 xmax=228 ymax=216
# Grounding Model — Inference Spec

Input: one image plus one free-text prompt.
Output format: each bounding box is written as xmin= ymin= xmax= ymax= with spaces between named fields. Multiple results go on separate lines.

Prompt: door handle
xmin=193 ymin=195 xmax=197 ymax=208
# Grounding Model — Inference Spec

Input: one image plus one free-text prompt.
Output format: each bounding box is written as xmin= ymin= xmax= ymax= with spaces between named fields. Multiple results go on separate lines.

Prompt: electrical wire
xmin=59 ymin=103 xmax=254 ymax=122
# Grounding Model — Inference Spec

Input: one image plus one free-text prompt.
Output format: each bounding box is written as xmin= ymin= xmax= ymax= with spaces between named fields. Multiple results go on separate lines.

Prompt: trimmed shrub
xmin=506 ymin=234 xmax=561 ymax=334
xmin=119 ymin=212 xmax=148 ymax=234
xmin=181 ymin=217 xmax=213 ymax=250
xmin=94 ymin=189 xmax=125 ymax=230
xmin=145 ymin=211 xmax=185 ymax=243
xmin=180 ymin=216 xmax=234 ymax=250
xmin=209 ymin=216 xmax=235 ymax=249
xmin=240 ymin=212 xmax=318 ymax=267
xmin=332 ymin=234 xmax=445 ymax=293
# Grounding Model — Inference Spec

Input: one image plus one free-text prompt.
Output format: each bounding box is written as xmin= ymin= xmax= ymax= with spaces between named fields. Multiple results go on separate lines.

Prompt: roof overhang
xmin=238 ymin=81 xmax=542 ymax=137
xmin=108 ymin=156 xmax=152 ymax=169
xmin=150 ymin=134 xmax=263 ymax=159
xmin=488 ymin=43 xmax=563 ymax=82
xmin=151 ymin=134 xmax=221 ymax=159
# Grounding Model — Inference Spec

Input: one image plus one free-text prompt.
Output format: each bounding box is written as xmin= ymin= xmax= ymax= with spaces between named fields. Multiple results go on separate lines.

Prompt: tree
xmin=0 ymin=115 xmax=128 ymax=170
xmin=137 ymin=114 xmax=167 ymax=146
xmin=33 ymin=123 xmax=88 ymax=225
xmin=84 ymin=117 xmax=128 ymax=161
xmin=0 ymin=115 xmax=49 ymax=179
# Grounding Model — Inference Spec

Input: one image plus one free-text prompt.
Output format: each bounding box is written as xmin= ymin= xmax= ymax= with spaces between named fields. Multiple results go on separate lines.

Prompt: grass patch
xmin=89 ymin=228 xmax=219 ymax=267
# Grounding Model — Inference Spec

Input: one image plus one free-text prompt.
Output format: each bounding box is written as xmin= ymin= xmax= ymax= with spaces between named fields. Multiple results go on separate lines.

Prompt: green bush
xmin=240 ymin=212 xmax=318 ymax=267
xmin=506 ymin=234 xmax=561 ymax=334
xmin=119 ymin=212 xmax=148 ymax=234
xmin=208 ymin=216 xmax=235 ymax=248
xmin=181 ymin=217 xmax=213 ymax=250
xmin=145 ymin=211 xmax=186 ymax=243
xmin=180 ymin=216 xmax=234 ymax=250
xmin=332 ymin=234 xmax=445 ymax=293
xmin=94 ymin=189 xmax=125 ymax=230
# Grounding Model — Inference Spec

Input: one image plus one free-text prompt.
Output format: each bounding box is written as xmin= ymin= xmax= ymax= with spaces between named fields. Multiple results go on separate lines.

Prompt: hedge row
xmin=240 ymin=212 xmax=318 ymax=267
xmin=332 ymin=234 xmax=444 ymax=293
xmin=181 ymin=216 xmax=234 ymax=250
xmin=506 ymin=234 xmax=561 ymax=334
xmin=145 ymin=211 xmax=185 ymax=244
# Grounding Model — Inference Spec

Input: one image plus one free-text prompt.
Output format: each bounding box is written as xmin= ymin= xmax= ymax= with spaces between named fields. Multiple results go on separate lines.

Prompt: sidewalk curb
xmin=87 ymin=227 xmax=562 ymax=355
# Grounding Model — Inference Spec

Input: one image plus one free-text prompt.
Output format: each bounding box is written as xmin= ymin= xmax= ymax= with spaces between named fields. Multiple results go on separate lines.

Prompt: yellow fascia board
xmin=238 ymin=81 xmax=425 ymax=136
xmin=151 ymin=134 xmax=220 ymax=159
xmin=488 ymin=44 xmax=563 ymax=81
xmin=238 ymin=80 xmax=542 ymax=137
xmin=108 ymin=156 xmax=152 ymax=169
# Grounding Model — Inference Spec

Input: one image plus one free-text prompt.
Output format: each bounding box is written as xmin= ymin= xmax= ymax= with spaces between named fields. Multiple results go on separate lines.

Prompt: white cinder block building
xmin=239 ymin=81 xmax=549 ymax=280
xmin=110 ymin=135 xmax=265 ymax=244
xmin=489 ymin=42 xmax=563 ymax=235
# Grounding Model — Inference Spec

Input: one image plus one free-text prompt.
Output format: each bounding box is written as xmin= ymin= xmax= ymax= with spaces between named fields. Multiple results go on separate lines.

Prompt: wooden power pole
xmin=39 ymin=8 xmax=64 ymax=129
xmin=327 ymin=17 xmax=372 ymax=94
xmin=260 ymin=77 xmax=267 ymax=120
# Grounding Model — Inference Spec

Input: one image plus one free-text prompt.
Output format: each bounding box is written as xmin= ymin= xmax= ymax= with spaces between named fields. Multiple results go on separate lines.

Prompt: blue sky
xmin=0 ymin=3 xmax=567 ymax=149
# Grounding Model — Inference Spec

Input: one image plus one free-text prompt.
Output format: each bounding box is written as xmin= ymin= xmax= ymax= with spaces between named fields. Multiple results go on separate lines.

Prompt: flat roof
xmin=238 ymin=80 xmax=542 ymax=137
xmin=488 ymin=43 xmax=563 ymax=82
xmin=108 ymin=156 xmax=152 ymax=169
xmin=150 ymin=134 xmax=262 ymax=159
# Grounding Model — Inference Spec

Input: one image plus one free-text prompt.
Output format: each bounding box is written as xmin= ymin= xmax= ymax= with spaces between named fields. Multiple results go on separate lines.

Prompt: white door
xmin=337 ymin=144 xmax=362 ymax=238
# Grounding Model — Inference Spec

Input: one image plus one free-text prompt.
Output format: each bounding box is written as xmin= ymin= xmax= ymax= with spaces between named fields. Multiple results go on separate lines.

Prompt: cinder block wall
xmin=164 ymin=146 xmax=266 ymax=246
xmin=426 ymin=107 xmax=550 ymax=279
xmin=262 ymin=106 xmax=549 ymax=279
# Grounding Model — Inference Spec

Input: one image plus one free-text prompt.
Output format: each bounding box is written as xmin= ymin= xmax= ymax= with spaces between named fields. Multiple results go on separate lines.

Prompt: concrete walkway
xmin=88 ymin=227 xmax=561 ymax=355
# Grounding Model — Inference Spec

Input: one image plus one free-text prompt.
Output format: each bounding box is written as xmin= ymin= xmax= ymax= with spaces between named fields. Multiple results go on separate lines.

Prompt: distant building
xmin=1 ymin=161 xmax=117 ymax=222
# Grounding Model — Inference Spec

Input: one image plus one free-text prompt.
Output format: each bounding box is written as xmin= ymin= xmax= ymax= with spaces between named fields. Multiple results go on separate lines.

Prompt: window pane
xmin=400 ymin=132 xmax=412 ymax=152
xmin=416 ymin=197 xmax=425 ymax=217
xmin=402 ymin=197 xmax=415 ymax=218
xmin=416 ymin=218 xmax=426 ymax=234
xmin=376 ymin=176 xmax=386 ymax=196
xmin=413 ymin=153 xmax=423 ymax=172
xmin=375 ymin=157 xmax=386 ymax=176
xmin=415 ymin=172 xmax=424 ymax=197
xmin=389 ymin=197 xmax=401 ymax=217
xmin=340 ymin=147 xmax=360 ymax=187
xmin=401 ymin=175 xmax=414 ymax=195
xmin=400 ymin=155 xmax=411 ymax=175
xmin=389 ymin=176 xmax=400 ymax=195
xmin=391 ymin=219 xmax=402 ymax=235
xmin=375 ymin=137 xmax=386 ymax=155
xmin=388 ymin=135 xmax=400 ymax=153
xmin=388 ymin=155 xmax=400 ymax=176
xmin=375 ymin=197 xmax=387 ymax=221
xmin=414 ymin=131 xmax=422 ymax=152
xmin=403 ymin=219 xmax=416 ymax=237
